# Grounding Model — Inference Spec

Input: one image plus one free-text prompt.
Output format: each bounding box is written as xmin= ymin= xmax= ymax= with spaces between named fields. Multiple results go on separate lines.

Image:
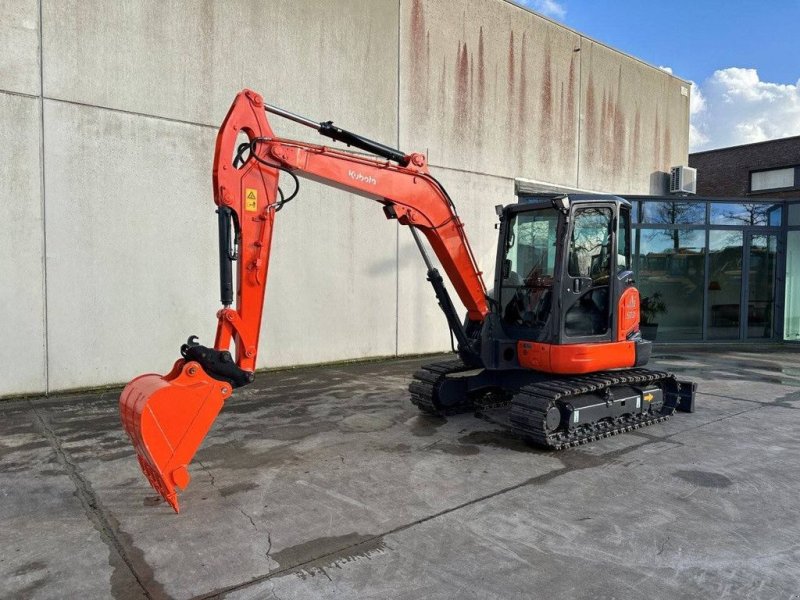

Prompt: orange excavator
xmin=119 ymin=89 xmax=695 ymax=512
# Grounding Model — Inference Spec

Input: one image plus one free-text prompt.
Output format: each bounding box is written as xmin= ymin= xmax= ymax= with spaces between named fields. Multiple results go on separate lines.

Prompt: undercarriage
xmin=410 ymin=358 xmax=695 ymax=449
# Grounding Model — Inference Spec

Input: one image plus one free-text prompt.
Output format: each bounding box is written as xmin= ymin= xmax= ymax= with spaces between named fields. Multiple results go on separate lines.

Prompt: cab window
xmin=500 ymin=208 xmax=559 ymax=327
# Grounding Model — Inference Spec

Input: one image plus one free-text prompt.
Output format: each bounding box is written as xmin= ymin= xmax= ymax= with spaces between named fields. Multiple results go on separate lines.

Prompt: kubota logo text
xmin=348 ymin=170 xmax=377 ymax=185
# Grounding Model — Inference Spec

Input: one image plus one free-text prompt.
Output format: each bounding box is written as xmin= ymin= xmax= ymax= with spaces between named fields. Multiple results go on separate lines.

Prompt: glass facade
xmin=628 ymin=197 xmax=795 ymax=342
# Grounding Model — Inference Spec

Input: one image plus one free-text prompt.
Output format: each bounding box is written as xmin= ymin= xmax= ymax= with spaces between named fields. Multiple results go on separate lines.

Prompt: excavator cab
xmin=494 ymin=195 xmax=638 ymax=352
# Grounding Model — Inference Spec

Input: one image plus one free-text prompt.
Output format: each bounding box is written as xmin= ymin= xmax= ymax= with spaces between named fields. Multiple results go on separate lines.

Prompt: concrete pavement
xmin=1 ymin=348 xmax=799 ymax=599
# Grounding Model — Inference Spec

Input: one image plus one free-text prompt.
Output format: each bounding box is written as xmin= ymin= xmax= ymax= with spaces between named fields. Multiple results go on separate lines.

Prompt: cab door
xmin=560 ymin=204 xmax=616 ymax=343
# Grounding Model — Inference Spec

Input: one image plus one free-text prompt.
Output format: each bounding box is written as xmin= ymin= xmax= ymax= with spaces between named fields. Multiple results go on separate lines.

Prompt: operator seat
xmin=564 ymin=287 xmax=609 ymax=337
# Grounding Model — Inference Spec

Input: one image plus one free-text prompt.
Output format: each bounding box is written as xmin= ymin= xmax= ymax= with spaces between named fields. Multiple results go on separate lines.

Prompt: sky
xmin=515 ymin=0 xmax=800 ymax=152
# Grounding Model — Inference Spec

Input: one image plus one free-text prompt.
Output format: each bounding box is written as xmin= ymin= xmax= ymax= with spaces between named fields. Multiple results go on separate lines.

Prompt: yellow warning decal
xmin=643 ymin=393 xmax=654 ymax=402
xmin=245 ymin=188 xmax=258 ymax=212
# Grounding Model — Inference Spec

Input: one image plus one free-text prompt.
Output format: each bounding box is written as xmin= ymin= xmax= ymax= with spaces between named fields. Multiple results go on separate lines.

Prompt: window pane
xmin=710 ymin=202 xmax=781 ymax=227
xmin=641 ymin=201 xmax=705 ymax=225
xmin=500 ymin=208 xmax=559 ymax=328
xmin=768 ymin=205 xmax=782 ymax=227
xmin=789 ymin=203 xmax=800 ymax=227
xmin=747 ymin=234 xmax=777 ymax=339
xmin=707 ymin=231 xmax=743 ymax=340
xmin=636 ymin=228 xmax=706 ymax=341
xmin=505 ymin=209 xmax=559 ymax=279
xmin=618 ymin=207 xmax=631 ymax=272
xmin=630 ymin=200 xmax=640 ymax=224
xmin=786 ymin=231 xmax=800 ymax=341
xmin=751 ymin=167 xmax=794 ymax=191
xmin=568 ymin=207 xmax=612 ymax=279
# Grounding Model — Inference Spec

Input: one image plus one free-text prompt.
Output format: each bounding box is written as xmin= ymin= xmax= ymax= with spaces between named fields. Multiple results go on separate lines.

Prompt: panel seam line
xmin=38 ymin=0 xmax=49 ymax=394
xmin=395 ymin=0 xmax=401 ymax=357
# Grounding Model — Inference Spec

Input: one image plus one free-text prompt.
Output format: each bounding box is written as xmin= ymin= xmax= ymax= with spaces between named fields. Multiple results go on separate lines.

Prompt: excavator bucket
xmin=118 ymin=359 xmax=232 ymax=512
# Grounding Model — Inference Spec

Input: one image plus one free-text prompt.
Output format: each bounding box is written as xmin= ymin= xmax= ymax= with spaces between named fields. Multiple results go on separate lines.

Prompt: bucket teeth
xmin=136 ymin=454 xmax=179 ymax=512
xmin=118 ymin=360 xmax=230 ymax=512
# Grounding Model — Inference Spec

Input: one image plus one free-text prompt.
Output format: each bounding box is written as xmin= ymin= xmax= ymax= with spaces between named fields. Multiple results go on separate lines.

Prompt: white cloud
xmin=690 ymin=84 xmax=706 ymax=115
xmin=690 ymin=68 xmax=800 ymax=151
xmin=688 ymin=82 xmax=708 ymax=148
xmin=517 ymin=0 xmax=567 ymax=19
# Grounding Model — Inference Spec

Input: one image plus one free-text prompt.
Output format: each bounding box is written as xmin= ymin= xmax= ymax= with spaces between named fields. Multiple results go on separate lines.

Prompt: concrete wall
xmin=2 ymin=0 xmax=690 ymax=397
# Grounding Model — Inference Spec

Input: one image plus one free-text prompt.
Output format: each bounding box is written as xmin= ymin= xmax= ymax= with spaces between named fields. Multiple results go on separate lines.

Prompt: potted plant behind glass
xmin=640 ymin=292 xmax=667 ymax=340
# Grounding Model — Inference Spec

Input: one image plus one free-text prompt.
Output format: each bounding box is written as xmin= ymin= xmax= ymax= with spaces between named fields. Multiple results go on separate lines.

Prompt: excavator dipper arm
xmin=119 ymin=89 xmax=488 ymax=511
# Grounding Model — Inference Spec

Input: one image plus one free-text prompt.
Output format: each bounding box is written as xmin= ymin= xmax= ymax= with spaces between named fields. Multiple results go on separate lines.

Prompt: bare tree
xmin=645 ymin=201 xmax=704 ymax=250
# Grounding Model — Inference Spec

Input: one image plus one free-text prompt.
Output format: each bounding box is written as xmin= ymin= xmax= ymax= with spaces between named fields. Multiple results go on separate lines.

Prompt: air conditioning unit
xmin=670 ymin=165 xmax=697 ymax=194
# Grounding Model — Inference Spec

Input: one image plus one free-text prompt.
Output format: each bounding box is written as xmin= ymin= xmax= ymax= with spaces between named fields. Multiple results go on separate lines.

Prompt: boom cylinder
xmin=264 ymin=103 xmax=410 ymax=166
xmin=217 ymin=206 xmax=235 ymax=307
xmin=409 ymin=227 xmax=471 ymax=351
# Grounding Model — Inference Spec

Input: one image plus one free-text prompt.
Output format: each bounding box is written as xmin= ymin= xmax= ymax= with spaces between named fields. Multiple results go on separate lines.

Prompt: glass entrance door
xmin=707 ymin=230 xmax=743 ymax=340
xmin=745 ymin=232 xmax=778 ymax=339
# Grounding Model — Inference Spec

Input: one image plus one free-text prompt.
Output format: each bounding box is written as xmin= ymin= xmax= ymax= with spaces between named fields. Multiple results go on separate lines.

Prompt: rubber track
xmin=507 ymin=368 xmax=677 ymax=449
xmin=408 ymin=359 xmax=474 ymax=416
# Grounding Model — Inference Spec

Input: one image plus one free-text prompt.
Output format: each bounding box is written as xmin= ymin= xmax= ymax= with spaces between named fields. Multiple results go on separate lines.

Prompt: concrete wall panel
xmin=577 ymin=40 xmax=691 ymax=194
xmin=397 ymin=168 xmax=511 ymax=354
xmin=43 ymin=101 xmax=218 ymax=390
xmin=43 ymin=100 xmax=398 ymax=391
xmin=0 ymin=92 xmax=45 ymax=395
xmin=42 ymin=0 xmax=399 ymax=143
xmin=258 ymin=179 xmax=398 ymax=369
xmin=400 ymin=0 xmax=581 ymax=186
xmin=0 ymin=0 xmax=39 ymax=95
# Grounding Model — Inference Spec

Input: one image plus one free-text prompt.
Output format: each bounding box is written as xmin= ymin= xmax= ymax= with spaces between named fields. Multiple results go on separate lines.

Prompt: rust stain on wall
xmin=600 ymin=88 xmax=609 ymax=166
xmin=476 ymin=27 xmax=485 ymax=143
xmin=455 ymin=40 xmax=470 ymax=123
xmin=631 ymin=107 xmax=641 ymax=169
xmin=409 ymin=0 xmax=427 ymax=109
xmin=506 ymin=30 xmax=517 ymax=162
xmin=585 ymin=73 xmax=597 ymax=170
xmin=653 ymin=111 xmax=662 ymax=169
xmin=558 ymin=82 xmax=565 ymax=155
xmin=507 ymin=31 xmax=516 ymax=100
xmin=538 ymin=37 xmax=552 ymax=168
xmin=426 ymin=32 xmax=431 ymax=85
xmin=437 ymin=56 xmax=447 ymax=119
xmin=469 ymin=51 xmax=475 ymax=123
xmin=514 ymin=31 xmax=528 ymax=168
xmin=561 ymin=51 xmax=576 ymax=166
xmin=612 ymin=67 xmax=626 ymax=180
xmin=477 ymin=27 xmax=485 ymax=110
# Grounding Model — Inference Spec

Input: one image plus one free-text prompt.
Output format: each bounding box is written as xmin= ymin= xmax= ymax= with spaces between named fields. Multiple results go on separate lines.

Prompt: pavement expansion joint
xmin=26 ymin=402 xmax=161 ymax=599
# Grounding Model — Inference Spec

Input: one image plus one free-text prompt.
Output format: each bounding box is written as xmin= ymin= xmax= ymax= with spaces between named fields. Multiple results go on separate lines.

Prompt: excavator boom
xmin=119 ymin=89 xmax=489 ymax=511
